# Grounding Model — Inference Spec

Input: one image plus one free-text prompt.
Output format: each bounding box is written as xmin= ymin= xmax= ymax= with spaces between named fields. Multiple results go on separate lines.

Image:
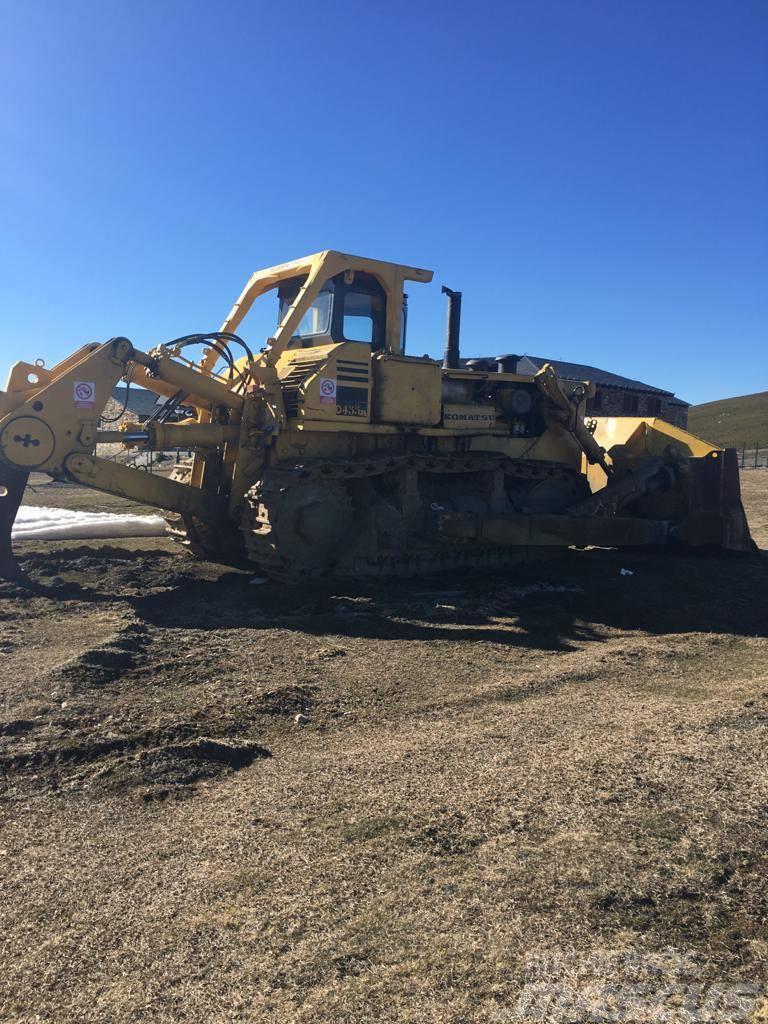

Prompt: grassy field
xmin=0 ymin=474 xmax=767 ymax=1022
xmin=689 ymin=391 xmax=768 ymax=447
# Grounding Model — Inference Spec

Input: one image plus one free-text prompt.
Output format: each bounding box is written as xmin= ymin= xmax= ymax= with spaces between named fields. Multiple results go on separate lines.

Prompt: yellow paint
xmin=217 ymin=250 xmax=432 ymax=370
xmin=585 ymin=416 xmax=721 ymax=489
xmin=372 ymin=354 xmax=441 ymax=426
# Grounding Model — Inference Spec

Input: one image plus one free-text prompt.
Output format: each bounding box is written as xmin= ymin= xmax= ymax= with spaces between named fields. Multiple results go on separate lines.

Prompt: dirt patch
xmin=1 ymin=715 xmax=271 ymax=799
xmin=93 ymin=737 xmax=271 ymax=798
xmin=252 ymin=684 xmax=318 ymax=717
xmin=51 ymin=624 xmax=148 ymax=690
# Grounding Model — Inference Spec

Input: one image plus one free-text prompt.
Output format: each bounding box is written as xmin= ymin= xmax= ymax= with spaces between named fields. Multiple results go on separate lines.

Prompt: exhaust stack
xmin=441 ymin=286 xmax=462 ymax=369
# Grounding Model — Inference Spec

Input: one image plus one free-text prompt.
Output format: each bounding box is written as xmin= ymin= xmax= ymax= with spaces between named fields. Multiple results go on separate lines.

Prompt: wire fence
xmin=130 ymin=449 xmax=193 ymax=474
xmin=97 ymin=447 xmax=193 ymax=474
xmin=722 ymin=442 xmax=768 ymax=469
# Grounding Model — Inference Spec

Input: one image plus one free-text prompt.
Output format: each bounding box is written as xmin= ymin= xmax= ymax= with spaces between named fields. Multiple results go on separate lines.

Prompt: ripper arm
xmin=0 ymin=336 xmax=244 ymax=576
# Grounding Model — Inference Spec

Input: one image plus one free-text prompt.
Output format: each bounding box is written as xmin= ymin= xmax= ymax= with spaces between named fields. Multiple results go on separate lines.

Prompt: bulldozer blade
xmin=674 ymin=448 xmax=754 ymax=552
xmin=0 ymin=465 xmax=29 ymax=581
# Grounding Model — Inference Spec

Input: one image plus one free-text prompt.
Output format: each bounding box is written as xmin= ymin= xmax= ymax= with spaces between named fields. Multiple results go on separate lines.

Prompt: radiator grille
xmin=280 ymin=357 xmax=325 ymax=416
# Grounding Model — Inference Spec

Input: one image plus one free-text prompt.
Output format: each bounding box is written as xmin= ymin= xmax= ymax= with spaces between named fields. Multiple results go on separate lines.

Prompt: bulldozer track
xmin=241 ymin=451 xmax=584 ymax=582
xmin=259 ymin=451 xmax=575 ymax=484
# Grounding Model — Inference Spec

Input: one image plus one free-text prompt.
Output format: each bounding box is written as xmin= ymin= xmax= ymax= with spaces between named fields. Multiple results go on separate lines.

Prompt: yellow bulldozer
xmin=0 ymin=250 xmax=753 ymax=582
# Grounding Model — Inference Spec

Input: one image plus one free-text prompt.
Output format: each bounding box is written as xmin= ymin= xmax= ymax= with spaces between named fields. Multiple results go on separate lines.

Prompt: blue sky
xmin=0 ymin=0 xmax=765 ymax=405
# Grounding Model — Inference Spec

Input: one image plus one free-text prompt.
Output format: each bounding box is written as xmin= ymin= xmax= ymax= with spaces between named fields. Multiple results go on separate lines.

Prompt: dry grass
xmin=688 ymin=391 xmax=768 ymax=447
xmin=0 ymin=473 xmax=766 ymax=1022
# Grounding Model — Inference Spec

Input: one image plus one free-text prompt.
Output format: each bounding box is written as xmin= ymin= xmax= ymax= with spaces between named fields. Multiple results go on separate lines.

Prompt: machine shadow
xmin=131 ymin=548 xmax=768 ymax=653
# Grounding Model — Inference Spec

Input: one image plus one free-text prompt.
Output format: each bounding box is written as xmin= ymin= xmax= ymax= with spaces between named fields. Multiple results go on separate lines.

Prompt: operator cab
xmin=278 ymin=271 xmax=387 ymax=351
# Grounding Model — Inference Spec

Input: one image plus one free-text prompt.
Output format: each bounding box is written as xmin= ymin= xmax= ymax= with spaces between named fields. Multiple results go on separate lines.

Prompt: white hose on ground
xmin=12 ymin=506 xmax=168 ymax=541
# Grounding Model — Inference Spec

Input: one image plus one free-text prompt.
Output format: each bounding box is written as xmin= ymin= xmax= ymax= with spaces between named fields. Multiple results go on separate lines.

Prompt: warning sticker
xmin=73 ymin=381 xmax=96 ymax=410
xmin=319 ymin=378 xmax=337 ymax=404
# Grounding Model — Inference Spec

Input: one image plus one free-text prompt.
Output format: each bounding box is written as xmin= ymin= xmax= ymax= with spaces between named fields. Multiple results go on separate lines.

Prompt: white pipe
xmin=12 ymin=505 xmax=167 ymax=541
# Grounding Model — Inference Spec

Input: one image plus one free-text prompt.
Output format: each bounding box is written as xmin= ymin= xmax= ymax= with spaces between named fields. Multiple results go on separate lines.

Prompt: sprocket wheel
xmin=242 ymin=476 xmax=355 ymax=580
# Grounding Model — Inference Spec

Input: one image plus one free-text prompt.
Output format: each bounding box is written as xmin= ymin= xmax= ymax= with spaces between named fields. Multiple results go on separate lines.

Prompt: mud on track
xmin=0 ymin=474 xmax=767 ymax=1022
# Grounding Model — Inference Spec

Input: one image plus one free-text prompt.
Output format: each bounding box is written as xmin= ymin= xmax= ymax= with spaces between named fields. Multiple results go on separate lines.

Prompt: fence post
xmin=741 ymin=443 xmax=746 ymax=468
xmin=755 ymin=443 xmax=759 ymax=470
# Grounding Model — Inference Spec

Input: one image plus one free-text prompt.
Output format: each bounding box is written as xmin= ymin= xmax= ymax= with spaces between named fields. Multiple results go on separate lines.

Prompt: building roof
xmin=464 ymin=355 xmax=676 ymax=397
xmin=520 ymin=356 xmax=677 ymax=395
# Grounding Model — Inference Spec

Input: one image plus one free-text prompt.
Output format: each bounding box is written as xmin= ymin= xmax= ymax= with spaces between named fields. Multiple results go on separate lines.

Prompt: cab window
xmin=279 ymin=284 xmax=332 ymax=338
xmin=295 ymin=290 xmax=332 ymax=336
xmin=340 ymin=273 xmax=386 ymax=349
xmin=277 ymin=271 xmax=387 ymax=349
xmin=343 ymin=289 xmax=383 ymax=344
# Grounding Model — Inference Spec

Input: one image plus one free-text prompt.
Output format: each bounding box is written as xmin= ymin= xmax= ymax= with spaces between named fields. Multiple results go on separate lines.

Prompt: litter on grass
xmin=12 ymin=505 xmax=167 ymax=541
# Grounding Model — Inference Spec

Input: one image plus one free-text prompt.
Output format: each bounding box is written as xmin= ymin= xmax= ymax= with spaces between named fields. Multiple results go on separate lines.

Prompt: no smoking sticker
xmin=319 ymin=378 xmax=337 ymax=404
xmin=73 ymin=380 xmax=96 ymax=410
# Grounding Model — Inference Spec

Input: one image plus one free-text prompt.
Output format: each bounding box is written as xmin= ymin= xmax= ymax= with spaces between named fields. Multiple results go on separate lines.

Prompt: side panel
xmin=442 ymin=403 xmax=497 ymax=430
xmin=277 ymin=343 xmax=372 ymax=424
xmin=372 ymin=355 xmax=441 ymax=426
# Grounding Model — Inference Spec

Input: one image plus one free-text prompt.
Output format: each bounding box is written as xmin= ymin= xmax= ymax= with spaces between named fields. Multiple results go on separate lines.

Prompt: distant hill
xmin=688 ymin=391 xmax=768 ymax=446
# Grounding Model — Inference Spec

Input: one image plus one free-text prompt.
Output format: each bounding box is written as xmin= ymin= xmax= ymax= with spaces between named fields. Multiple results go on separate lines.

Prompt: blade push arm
xmin=535 ymin=363 xmax=611 ymax=476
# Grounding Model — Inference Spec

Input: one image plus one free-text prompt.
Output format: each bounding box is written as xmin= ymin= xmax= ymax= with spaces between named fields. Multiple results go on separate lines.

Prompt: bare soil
xmin=1 ymin=473 xmax=767 ymax=1022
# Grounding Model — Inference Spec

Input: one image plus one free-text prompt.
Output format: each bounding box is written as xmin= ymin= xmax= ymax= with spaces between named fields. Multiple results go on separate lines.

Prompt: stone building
xmin=515 ymin=356 xmax=689 ymax=428
xmin=100 ymin=385 xmax=171 ymax=429
xmin=98 ymin=386 xmax=191 ymax=462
